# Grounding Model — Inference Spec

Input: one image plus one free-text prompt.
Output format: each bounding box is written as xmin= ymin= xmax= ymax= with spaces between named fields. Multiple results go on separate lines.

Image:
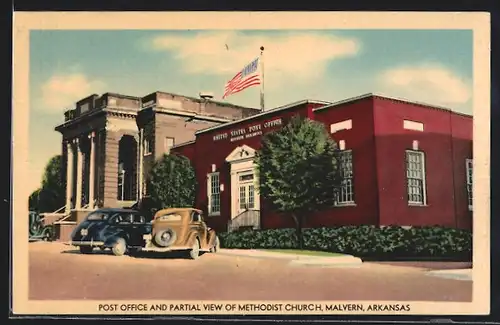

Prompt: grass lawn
xmin=262 ymin=249 xmax=345 ymax=257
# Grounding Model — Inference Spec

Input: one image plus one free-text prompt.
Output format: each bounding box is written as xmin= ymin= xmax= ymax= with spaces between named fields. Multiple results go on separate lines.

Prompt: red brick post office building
xmin=171 ymin=93 xmax=473 ymax=232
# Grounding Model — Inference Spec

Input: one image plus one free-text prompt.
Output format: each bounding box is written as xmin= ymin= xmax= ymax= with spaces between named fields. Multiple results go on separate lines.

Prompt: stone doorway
xmin=117 ymin=135 xmax=138 ymax=201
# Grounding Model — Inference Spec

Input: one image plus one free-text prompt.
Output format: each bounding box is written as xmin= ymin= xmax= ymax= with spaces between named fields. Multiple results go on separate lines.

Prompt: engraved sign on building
xmin=213 ymin=118 xmax=283 ymax=142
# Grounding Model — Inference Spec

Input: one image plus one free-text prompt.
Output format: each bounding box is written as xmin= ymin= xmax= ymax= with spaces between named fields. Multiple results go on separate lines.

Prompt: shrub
xmin=218 ymin=225 xmax=472 ymax=260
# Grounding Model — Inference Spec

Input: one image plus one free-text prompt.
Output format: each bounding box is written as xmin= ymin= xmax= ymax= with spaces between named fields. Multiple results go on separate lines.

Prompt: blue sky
xmin=29 ymin=29 xmax=473 ymax=196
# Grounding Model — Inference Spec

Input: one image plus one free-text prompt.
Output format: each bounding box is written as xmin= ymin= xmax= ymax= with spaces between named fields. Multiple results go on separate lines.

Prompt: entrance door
xmin=237 ymin=172 xmax=256 ymax=214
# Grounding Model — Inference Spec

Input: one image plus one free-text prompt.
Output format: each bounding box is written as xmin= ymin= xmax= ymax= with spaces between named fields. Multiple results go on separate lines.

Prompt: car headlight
xmin=143 ymin=234 xmax=152 ymax=240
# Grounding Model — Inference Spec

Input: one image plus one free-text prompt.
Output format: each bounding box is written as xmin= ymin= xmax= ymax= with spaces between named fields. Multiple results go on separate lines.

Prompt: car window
xmin=86 ymin=211 xmax=109 ymax=221
xmin=110 ymin=213 xmax=130 ymax=224
xmin=192 ymin=212 xmax=201 ymax=222
xmin=132 ymin=214 xmax=145 ymax=224
xmin=121 ymin=214 xmax=133 ymax=224
xmin=156 ymin=213 xmax=182 ymax=221
xmin=109 ymin=214 xmax=120 ymax=224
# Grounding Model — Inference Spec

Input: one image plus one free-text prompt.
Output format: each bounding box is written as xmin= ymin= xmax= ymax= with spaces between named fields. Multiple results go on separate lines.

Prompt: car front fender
xmin=103 ymin=231 xmax=128 ymax=247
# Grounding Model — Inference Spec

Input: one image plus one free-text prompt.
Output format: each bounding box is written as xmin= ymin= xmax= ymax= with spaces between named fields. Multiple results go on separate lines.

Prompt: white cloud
xmin=40 ymin=73 xmax=106 ymax=112
xmin=379 ymin=64 xmax=471 ymax=107
xmin=149 ymin=31 xmax=360 ymax=89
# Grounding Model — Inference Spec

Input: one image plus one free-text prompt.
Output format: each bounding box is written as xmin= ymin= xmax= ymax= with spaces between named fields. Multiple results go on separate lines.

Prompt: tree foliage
xmin=147 ymin=153 xmax=197 ymax=210
xmin=29 ymin=188 xmax=42 ymax=212
xmin=254 ymin=115 xmax=343 ymax=248
xmin=29 ymin=155 xmax=66 ymax=213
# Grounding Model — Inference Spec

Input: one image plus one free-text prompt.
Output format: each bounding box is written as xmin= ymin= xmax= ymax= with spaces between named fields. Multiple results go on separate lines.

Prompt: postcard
xmin=11 ymin=11 xmax=490 ymax=316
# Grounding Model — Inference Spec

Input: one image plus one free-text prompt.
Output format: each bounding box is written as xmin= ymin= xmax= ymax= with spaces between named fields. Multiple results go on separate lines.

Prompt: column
xmin=75 ymin=138 xmax=83 ymax=209
xmin=134 ymin=133 xmax=140 ymax=202
xmin=65 ymin=140 xmax=74 ymax=213
xmin=138 ymin=128 xmax=144 ymax=200
xmin=88 ymin=131 xmax=96 ymax=209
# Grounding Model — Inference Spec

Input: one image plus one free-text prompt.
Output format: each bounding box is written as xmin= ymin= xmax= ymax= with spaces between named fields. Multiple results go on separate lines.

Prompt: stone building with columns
xmin=52 ymin=91 xmax=260 ymax=240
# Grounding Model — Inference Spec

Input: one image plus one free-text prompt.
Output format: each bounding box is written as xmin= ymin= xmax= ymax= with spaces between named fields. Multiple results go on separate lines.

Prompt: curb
xmin=217 ymin=249 xmax=299 ymax=260
xmin=218 ymin=249 xmax=363 ymax=266
xmin=288 ymin=255 xmax=363 ymax=267
xmin=426 ymin=269 xmax=472 ymax=281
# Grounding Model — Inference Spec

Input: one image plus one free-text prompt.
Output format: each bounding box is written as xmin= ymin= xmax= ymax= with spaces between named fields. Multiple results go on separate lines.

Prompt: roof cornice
xmin=195 ymin=99 xmax=332 ymax=135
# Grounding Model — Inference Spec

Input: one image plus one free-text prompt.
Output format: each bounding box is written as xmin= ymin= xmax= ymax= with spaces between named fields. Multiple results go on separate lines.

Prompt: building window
xmin=207 ymin=172 xmax=220 ymax=215
xmin=406 ymin=150 xmax=427 ymax=205
xmin=239 ymin=186 xmax=247 ymax=210
xmin=144 ymin=138 xmax=152 ymax=156
xmin=248 ymin=185 xmax=255 ymax=209
xmin=466 ymin=158 xmax=473 ymax=211
xmin=336 ymin=150 xmax=355 ymax=205
xmin=165 ymin=137 xmax=175 ymax=153
xmin=403 ymin=120 xmax=424 ymax=132
xmin=330 ymin=119 xmax=353 ymax=134
xmin=237 ymin=173 xmax=255 ymax=211
xmin=80 ymin=102 xmax=90 ymax=114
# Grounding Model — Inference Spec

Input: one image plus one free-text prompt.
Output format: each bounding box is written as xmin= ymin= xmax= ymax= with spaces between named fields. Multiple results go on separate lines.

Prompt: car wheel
xmin=210 ymin=236 xmax=220 ymax=253
xmin=111 ymin=238 xmax=127 ymax=256
xmin=188 ymin=238 xmax=201 ymax=260
xmin=42 ymin=228 xmax=52 ymax=241
xmin=154 ymin=228 xmax=177 ymax=247
xmin=79 ymin=246 xmax=93 ymax=254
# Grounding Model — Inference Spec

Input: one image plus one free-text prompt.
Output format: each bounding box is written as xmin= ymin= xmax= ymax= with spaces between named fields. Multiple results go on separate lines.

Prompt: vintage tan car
xmin=141 ymin=207 xmax=220 ymax=259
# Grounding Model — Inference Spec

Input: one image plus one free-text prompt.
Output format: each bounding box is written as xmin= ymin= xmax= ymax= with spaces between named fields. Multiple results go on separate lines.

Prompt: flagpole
xmin=259 ymin=46 xmax=265 ymax=112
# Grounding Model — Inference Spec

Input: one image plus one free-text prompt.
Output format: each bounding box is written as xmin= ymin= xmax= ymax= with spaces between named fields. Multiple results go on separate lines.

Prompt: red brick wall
xmin=450 ymin=113 xmax=473 ymax=229
xmin=373 ymin=97 xmax=472 ymax=228
xmin=171 ymin=142 xmax=196 ymax=161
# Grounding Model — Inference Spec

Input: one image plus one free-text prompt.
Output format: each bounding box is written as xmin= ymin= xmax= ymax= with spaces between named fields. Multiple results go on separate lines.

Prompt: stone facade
xmin=55 ymin=90 xmax=260 ymax=216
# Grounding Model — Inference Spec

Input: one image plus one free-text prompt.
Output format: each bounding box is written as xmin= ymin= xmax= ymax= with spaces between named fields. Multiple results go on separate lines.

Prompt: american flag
xmin=223 ymin=57 xmax=261 ymax=99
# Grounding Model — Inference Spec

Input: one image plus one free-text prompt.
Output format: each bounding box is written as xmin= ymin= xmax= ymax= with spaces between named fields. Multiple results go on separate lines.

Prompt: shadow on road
xmin=60 ymin=249 xmax=208 ymax=259
xmin=61 ymin=249 xmax=114 ymax=256
xmin=130 ymin=251 xmax=208 ymax=259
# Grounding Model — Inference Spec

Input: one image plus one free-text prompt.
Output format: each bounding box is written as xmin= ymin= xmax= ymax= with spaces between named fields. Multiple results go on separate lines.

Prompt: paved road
xmin=29 ymin=242 xmax=472 ymax=301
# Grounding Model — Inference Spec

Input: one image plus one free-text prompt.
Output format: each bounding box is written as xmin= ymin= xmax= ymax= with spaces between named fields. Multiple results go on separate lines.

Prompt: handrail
xmin=53 ymin=205 xmax=66 ymax=213
xmin=228 ymin=209 xmax=261 ymax=232
xmin=54 ymin=212 xmax=72 ymax=224
xmin=39 ymin=205 xmax=66 ymax=217
xmin=233 ymin=209 xmax=250 ymax=220
xmin=53 ymin=199 xmax=97 ymax=225
xmin=231 ymin=209 xmax=260 ymax=221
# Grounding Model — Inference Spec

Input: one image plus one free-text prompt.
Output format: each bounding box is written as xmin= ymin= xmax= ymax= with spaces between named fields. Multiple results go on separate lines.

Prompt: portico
xmin=64 ymin=131 xmax=97 ymax=213
xmin=225 ymin=144 xmax=261 ymax=231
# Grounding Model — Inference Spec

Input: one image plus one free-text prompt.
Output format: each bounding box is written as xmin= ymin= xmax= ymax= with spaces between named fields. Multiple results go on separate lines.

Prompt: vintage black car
xmin=68 ymin=208 xmax=152 ymax=256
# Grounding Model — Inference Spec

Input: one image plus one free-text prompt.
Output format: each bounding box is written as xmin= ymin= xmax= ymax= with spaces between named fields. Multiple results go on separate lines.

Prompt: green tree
xmin=31 ymin=155 xmax=66 ymax=213
xmin=41 ymin=154 xmax=65 ymax=190
xmin=147 ymin=153 xmax=197 ymax=210
xmin=254 ymin=115 xmax=343 ymax=249
xmin=29 ymin=188 xmax=41 ymax=212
